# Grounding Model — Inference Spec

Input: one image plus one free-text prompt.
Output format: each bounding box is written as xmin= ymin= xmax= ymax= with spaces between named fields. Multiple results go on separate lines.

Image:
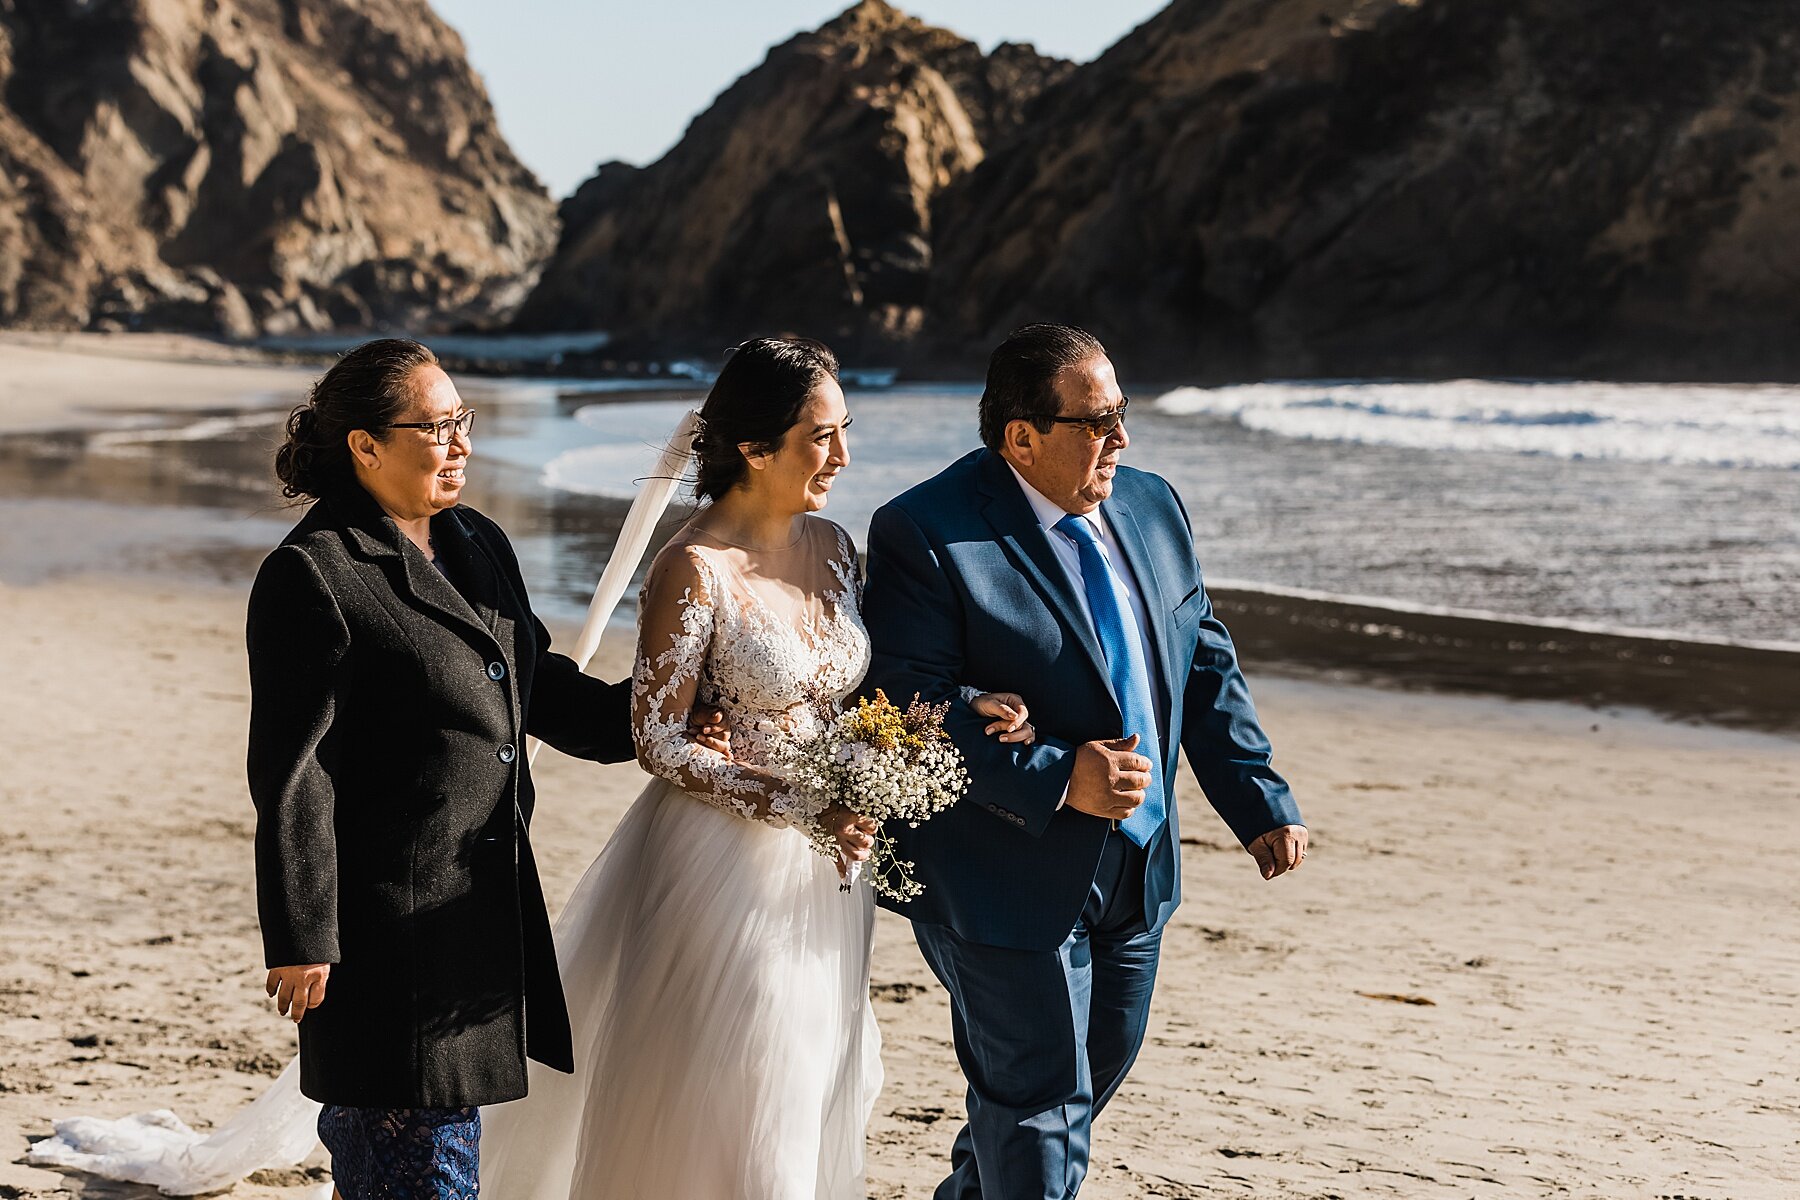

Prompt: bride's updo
xmin=692 ymin=337 xmax=839 ymax=503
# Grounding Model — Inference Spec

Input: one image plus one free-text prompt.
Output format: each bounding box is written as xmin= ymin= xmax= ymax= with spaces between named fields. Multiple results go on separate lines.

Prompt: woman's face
xmin=351 ymin=365 xmax=471 ymax=522
xmin=747 ymin=379 xmax=851 ymax=514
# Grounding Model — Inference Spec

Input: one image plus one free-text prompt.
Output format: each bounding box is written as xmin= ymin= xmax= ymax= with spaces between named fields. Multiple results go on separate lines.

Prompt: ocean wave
xmin=1152 ymin=380 xmax=1800 ymax=468
xmin=539 ymin=443 xmax=657 ymax=501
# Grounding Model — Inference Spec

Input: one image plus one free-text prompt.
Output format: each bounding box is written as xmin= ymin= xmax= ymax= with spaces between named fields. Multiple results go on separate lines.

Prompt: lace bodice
xmin=631 ymin=516 xmax=871 ymax=827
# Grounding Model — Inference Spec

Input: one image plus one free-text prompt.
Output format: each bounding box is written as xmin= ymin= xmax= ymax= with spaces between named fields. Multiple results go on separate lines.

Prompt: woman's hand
xmin=266 ymin=963 xmax=331 ymax=1024
xmin=970 ymin=692 xmax=1035 ymax=744
xmin=818 ymin=804 xmax=878 ymax=879
xmin=688 ymin=704 xmax=731 ymax=757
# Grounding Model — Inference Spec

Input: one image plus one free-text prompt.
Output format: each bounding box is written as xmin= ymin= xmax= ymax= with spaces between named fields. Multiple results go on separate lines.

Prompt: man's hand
xmin=1065 ymin=734 xmax=1152 ymax=820
xmin=1247 ymin=825 xmax=1308 ymax=879
xmin=688 ymin=704 xmax=731 ymax=757
xmin=265 ymin=963 xmax=331 ymax=1024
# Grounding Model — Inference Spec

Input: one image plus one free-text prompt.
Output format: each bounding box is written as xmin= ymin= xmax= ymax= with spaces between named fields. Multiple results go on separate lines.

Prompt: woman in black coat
xmin=247 ymin=339 xmax=719 ymax=1198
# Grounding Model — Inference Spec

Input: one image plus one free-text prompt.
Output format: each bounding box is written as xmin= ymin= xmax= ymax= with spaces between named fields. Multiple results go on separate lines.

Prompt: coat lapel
xmin=974 ymin=451 xmax=1112 ymax=695
xmin=432 ymin=509 xmax=502 ymax=635
xmin=1100 ymin=493 xmax=1175 ymax=713
xmin=325 ymin=488 xmax=499 ymax=653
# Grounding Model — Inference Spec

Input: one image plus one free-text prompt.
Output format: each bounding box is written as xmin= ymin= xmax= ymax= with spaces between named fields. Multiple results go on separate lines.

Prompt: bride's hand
xmin=687 ymin=704 xmax=731 ymax=757
xmin=819 ymin=804 xmax=877 ymax=879
xmin=970 ymin=692 xmax=1035 ymax=744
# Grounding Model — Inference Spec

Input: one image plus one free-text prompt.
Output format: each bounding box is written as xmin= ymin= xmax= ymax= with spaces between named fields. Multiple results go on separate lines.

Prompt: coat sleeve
xmin=1165 ymin=481 xmax=1305 ymax=846
xmin=862 ymin=501 xmax=1076 ymax=837
xmin=246 ymin=546 xmax=350 ymax=969
xmin=468 ymin=511 xmax=636 ymax=764
xmin=525 ymin=622 xmax=636 ymax=764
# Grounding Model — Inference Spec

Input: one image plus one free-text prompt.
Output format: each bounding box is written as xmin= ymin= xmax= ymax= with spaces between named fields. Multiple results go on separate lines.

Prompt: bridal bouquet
xmin=781 ymin=689 xmax=969 ymax=902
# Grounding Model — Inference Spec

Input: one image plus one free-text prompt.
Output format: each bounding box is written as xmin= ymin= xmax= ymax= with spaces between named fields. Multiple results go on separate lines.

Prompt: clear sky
xmin=430 ymin=0 xmax=1166 ymax=198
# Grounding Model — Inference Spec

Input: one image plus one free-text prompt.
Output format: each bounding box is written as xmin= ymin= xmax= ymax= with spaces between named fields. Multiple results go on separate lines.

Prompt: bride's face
xmin=749 ymin=379 xmax=852 ymax=513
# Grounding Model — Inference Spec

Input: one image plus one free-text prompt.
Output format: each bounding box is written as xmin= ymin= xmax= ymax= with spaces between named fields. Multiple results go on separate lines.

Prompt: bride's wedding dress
xmin=479 ymin=514 xmax=882 ymax=1199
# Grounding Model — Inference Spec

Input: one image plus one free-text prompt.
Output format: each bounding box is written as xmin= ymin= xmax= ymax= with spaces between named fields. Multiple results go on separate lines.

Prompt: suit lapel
xmin=975 ymin=452 xmax=1112 ymax=695
xmin=1101 ymin=493 xmax=1175 ymax=713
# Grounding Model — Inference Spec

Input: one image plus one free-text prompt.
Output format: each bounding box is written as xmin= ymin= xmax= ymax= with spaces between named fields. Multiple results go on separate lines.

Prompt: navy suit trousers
xmin=913 ymin=831 xmax=1162 ymax=1200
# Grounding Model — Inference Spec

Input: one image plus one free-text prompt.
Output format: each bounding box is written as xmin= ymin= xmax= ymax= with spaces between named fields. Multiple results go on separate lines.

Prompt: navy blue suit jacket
xmin=861 ymin=448 xmax=1302 ymax=951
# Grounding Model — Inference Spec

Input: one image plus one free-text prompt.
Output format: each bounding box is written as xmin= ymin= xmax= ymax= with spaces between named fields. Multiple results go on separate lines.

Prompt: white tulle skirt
xmin=479 ymin=777 xmax=883 ymax=1200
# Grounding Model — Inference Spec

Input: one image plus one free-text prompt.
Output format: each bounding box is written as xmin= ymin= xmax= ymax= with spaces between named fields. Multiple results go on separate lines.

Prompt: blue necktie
xmin=1054 ymin=513 xmax=1165 ymax=846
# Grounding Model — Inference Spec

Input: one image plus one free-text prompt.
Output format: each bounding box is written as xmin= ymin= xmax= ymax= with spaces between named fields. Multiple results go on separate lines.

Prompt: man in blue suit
xmin=861 ymin=323 xmax=1308 ymax=1199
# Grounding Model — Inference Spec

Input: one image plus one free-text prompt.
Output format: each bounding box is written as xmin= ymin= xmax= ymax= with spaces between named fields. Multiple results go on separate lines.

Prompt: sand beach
xmin=1 ymin=336 xmax=1796 ymax=1198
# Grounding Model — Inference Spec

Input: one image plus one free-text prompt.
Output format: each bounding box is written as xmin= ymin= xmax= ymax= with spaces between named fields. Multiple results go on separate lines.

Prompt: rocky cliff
xmin=928 ymin=0 xmax=1800 ymax=379
xmin=512 ymin=0 xmax=1071 ymax=356
xmin=0 ymin=0 xmax=556 ymax=336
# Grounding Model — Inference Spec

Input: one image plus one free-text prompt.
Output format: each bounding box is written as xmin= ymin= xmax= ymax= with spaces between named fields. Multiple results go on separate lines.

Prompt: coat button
xmin=497 ymin=743 xmax=516 ymax=764
xmin=487 ymin=661 xmax=506 ymax=681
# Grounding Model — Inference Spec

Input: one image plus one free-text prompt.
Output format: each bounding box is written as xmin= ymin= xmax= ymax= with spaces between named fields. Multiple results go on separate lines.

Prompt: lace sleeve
xmin=828 ymin=518 xmax=863 ymax=605
xmin=631 ymin=544 xmax=797 ymax=825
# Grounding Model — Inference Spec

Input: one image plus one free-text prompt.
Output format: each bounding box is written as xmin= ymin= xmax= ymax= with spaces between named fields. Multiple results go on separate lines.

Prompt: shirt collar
xmin=1005 ymin=461 xmax=1102 ymax=541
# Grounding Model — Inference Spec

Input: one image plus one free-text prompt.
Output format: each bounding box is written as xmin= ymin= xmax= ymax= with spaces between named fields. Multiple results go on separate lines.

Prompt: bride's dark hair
xmin=692 ymin=337 xmax=839 ymax=503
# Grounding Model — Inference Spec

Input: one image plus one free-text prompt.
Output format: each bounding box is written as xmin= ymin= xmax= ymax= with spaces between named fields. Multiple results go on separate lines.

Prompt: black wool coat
xmin=246 ymin=486 xmax=633 ymax=1108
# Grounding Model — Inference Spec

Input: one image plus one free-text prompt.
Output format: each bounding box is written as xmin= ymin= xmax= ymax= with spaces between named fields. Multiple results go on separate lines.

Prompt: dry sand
xmin=2 ymin=336 xmax=1797 ymax=1198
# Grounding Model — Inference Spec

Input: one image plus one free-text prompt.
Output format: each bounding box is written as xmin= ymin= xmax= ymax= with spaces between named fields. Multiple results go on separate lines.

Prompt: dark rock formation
xmin=928 ymin=0 xmax=1800 ymax=380
xmin=0 ymin=0 xmax=556 ymax=335
xmin=513 ymin=0 xmax=1071 ymax=357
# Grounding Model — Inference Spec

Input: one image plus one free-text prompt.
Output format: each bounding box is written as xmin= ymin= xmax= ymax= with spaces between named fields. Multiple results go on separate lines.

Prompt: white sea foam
xmin=539 ymin=401 xmax=703 ymax=500
xmin=539 ymin=443 xmax=655 ymax=501
xmin=1151 ymin=380 xmax=1800 ymax=469
xmin=89 ymin=411 xmax=281 ymax=449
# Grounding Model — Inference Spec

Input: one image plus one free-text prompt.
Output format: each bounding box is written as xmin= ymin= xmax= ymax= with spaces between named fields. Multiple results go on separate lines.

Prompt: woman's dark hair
xmin=274 ymin=338 xmax=440 ymax=500
xmin=691 ymin=337 xmax=839 ymax=503
xmin=978 ymin=323 xmax=1105 ymax=451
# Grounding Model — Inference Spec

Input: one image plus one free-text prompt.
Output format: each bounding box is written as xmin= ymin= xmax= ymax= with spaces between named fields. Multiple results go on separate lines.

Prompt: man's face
xmin=1006 ymin=353 xmax=1129 ymax=514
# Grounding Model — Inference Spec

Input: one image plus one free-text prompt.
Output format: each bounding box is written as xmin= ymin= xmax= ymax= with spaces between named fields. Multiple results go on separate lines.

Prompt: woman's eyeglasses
xmin=390 ymin=410 xmax=476 ymax=445
xmin=1045 ymin=396 xmax=1129 ymax=441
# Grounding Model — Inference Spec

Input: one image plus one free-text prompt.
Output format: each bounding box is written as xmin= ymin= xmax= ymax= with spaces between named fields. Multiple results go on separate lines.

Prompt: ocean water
xmin=3 ymin=375 xmax=1793 ymax=657
xmin=525 ymin=380 xmax=1799 ymax=646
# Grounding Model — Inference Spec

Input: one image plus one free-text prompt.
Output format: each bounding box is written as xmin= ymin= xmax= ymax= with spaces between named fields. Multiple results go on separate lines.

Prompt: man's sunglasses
xmin=389 ymin=410 xmax=476 ymax=445
xmin=1045 ymin=396 xmax=1129 ymax=441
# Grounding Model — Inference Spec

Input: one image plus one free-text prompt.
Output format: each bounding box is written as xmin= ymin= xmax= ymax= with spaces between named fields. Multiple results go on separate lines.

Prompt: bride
xmin=481 ymin=336 xmax=1030 ymax=1198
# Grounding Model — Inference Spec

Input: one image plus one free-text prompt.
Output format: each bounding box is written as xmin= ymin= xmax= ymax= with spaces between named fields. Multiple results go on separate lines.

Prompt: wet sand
xmin=3 ymin=336 xmax=1798 ymax=1198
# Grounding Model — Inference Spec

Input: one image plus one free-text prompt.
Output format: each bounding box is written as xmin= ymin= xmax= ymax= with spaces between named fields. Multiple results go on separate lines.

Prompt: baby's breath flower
xmin=770 ymin=690 xmax=970 ymax=903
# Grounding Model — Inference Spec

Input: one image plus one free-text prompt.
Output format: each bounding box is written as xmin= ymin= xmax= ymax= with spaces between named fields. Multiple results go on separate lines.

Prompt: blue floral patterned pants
xmin=317 ymin=1105 xmax=480 ymax=1200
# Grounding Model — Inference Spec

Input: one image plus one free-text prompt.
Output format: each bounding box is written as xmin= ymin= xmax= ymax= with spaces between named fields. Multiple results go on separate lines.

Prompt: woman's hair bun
xmin=273 ymin=338 xmax=440 ymax=501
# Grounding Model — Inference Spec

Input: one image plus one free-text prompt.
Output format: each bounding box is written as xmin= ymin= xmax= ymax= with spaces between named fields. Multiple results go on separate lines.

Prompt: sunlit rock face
xmin=927 ymin=0 xmax=1800 ymax=381
xmin=513 ymin=0 xmax=1071 ymax=358
xmin=0 ymin=0 xmax=557 ymax=335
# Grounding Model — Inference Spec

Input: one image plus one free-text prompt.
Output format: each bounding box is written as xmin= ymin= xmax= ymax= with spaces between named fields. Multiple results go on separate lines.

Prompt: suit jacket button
xmin=497 ymin=743 xmax=516 ymax=764
xmin=487 ymin=661 xmax=507 ymax=681
xmin=986 ymin=803 xmax=998 ymax=812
